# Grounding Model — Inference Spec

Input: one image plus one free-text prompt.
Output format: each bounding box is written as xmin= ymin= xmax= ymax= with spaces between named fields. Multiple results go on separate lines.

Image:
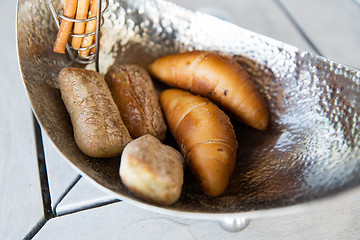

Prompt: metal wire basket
xmin=46 ymin=0 xmax=109 ymax=72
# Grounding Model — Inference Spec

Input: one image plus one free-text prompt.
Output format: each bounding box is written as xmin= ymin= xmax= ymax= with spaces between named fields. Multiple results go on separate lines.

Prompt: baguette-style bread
xmin=105 ymin=64 xmax=167 ymax=141
xmin=120 ymin=134 xmax=184 ymax=205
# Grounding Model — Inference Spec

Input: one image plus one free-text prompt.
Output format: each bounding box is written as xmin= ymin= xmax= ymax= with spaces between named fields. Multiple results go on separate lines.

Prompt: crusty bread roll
xmin=58 ymin=67 xmax=132 ymax=158
xmin=120 ymin=134 xmax=184 ymax=205
xmin=105 ymin=64 xmax=167 ymax=141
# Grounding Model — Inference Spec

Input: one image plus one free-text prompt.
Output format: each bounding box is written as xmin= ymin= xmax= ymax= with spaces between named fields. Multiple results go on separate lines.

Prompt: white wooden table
xmin=1 ymin=0 xmax=360 ymax=239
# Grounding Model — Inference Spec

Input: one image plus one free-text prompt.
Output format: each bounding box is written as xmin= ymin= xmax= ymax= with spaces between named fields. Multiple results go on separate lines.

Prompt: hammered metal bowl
xmin=17 ymin=0 xmax=360 ymax=230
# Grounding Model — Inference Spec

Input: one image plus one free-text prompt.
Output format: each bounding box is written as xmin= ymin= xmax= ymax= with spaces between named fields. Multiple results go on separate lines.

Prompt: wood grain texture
xmin=42 ymin=132 xmax=81 ymax=210
xmin=34 ymin=191 xmax=360 ymax=240
xmin=278 ymin=0 xmax=360 ymax=68
xmin=55 ymin=177 xmax=118 ymax=216
xmin=168 ymin=0 xmax=315 ymax=52
xmin=0 ymin=1 xmax=43 ymax=239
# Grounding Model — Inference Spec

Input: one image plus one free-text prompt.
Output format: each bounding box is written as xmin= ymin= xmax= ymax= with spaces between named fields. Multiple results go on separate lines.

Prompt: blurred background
xmin=169 ymin=0 xmax=360 ymax=69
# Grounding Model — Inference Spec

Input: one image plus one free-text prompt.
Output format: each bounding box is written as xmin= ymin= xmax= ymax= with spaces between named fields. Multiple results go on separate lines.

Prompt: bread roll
xmin=160 ymin=89 xmax=237 ymax=197
xmin=120 ymin=134 xmax=184 ymax=205
xmin=105 ymin=64 xmax=167 ymax=141
xmin=149 ymin=51 xmax=268 ymax=130
xmin=58 ymin=67 xmax=132 ymax=158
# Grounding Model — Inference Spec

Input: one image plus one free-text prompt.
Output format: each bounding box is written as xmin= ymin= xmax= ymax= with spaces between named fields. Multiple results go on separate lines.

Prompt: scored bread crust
xmin=160 ymin=89 xmax=237 ymax=197
xmin=58 ymin=67 xmax=132 ymax=158
xmin=105 ymin=64 xmax=167 ymax=141
xmin=149 ymin=51 xmax=268 ymax=130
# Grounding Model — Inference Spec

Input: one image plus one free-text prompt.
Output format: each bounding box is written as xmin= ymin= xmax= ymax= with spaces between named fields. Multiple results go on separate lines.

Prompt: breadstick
xmin=78 ymin=0 xmax=98 ymax=58
xmin=53 ymin=0 xmax=78 ymax=54
xmin=90 ymin=43 xmax=96 ymax=55
xmin=71 ymin=0 xmax=91 ymax=49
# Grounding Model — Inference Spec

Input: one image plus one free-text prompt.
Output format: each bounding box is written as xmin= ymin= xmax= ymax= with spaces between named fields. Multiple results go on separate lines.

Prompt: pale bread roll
xmin=120 ymin=134 xmax=184 ymax=205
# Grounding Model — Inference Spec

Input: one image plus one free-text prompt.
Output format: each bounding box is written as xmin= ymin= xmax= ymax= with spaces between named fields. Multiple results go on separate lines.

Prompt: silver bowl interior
xmin=17 ymin=0 xmax=360 ymax=215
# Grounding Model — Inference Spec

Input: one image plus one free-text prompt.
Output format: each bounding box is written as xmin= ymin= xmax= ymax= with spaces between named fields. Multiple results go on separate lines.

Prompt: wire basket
xmin=46 ymin=0 xmax=109 ymax=72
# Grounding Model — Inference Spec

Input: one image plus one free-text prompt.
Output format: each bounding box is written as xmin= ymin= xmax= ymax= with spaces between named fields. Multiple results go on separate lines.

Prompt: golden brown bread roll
xmin=148 ymin=50 xmax=268 ymax=130
xmin=120 ymin=134 xmax=184 ymax=205
xmin=160 ymin=88 xmax=237 ymax=197
xmin=105 ymin=64 xmax=167 ymax=141
xmin=58 ymin=67 xmax=132 ymax=158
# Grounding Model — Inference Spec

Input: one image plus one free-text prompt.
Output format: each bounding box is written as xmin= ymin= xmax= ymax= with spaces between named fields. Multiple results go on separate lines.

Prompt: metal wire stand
xmin=46 ymin=0 xmax=109 ymax=72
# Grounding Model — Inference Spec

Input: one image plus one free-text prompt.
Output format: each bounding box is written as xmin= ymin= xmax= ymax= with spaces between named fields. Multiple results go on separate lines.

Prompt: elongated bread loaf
xmin=58 ymin=67 xmax=132 ymax=158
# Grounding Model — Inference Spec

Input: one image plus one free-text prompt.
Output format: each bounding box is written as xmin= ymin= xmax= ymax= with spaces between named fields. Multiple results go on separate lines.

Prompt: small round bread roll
xmin=120 ymin=134 xmax=184 ymax=206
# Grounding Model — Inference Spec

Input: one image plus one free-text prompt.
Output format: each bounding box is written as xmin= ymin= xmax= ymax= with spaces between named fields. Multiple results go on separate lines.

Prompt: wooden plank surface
xmin=55 ymin=177 xmax=118 ymax=216
xmin=34 ymin=188 xmax=360 ymax=240
xmin=42 ymin=132 xmax=81 ymax=211
xmin=169 ymin=0 xmax=315 ymax=52
xmin=0 ymin=1 xmax=44 ymax=239
xmin=278 ymin=0 xmax=360 ymax=68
